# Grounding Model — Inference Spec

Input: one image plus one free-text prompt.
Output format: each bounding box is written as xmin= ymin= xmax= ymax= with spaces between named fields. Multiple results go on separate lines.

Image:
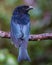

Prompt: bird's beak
xmin=27 ymin=6 xmax=33 ymax=11
xmin=26 ymin=6 xmax=33 ymax=11
xmin=29 ymin=6 xmax=33 ymax=9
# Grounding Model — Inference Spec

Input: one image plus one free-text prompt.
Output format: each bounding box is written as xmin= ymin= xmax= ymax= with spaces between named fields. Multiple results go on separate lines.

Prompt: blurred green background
xmin=0 ymin=0 xmax=52 ymax=65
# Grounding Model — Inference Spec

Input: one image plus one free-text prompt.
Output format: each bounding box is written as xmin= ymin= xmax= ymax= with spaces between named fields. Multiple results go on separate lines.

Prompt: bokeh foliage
xmin=0 ymin=0 xmax=52 ymax=65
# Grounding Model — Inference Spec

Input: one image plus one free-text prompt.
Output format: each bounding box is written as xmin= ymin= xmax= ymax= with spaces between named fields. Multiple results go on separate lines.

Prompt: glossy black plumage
xmin=10 ymin=5 xmax=33 ymax=62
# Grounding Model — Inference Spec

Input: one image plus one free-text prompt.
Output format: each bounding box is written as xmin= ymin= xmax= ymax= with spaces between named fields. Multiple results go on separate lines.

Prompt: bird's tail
xmin=18 ymin=46 xmax=31 ymax=62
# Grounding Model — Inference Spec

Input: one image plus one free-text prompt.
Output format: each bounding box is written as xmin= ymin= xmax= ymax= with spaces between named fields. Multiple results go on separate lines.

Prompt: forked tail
xmin=18 ymin=46 xmax=31 ymax=62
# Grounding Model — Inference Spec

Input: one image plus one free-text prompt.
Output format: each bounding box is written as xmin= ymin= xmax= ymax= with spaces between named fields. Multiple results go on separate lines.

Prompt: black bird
xmin=10 ymin=5 xmax=33 ymax=62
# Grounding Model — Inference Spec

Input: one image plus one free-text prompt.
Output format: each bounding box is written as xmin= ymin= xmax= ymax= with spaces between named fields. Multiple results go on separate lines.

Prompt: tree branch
xmin=0 ymin=30 xmax=52 ymax=41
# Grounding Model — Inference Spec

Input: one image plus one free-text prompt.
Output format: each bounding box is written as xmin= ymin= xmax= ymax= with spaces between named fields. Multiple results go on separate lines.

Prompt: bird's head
xmin=16 ymin=5 xmax=33 ymax=14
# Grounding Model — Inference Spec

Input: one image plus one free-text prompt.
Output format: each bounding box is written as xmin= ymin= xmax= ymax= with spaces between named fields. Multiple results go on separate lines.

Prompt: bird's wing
xmin=22 ymin=22 xmax=30 ymax=40
xmin=10 ymin=21 xmax=22 ymax=47
xmin=11 ymin=21 xmax=22 ymax=38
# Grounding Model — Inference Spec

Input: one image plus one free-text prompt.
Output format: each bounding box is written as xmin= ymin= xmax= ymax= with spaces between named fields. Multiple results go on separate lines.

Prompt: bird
xmin=10 ymin=5 xmax=33 ymax=62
